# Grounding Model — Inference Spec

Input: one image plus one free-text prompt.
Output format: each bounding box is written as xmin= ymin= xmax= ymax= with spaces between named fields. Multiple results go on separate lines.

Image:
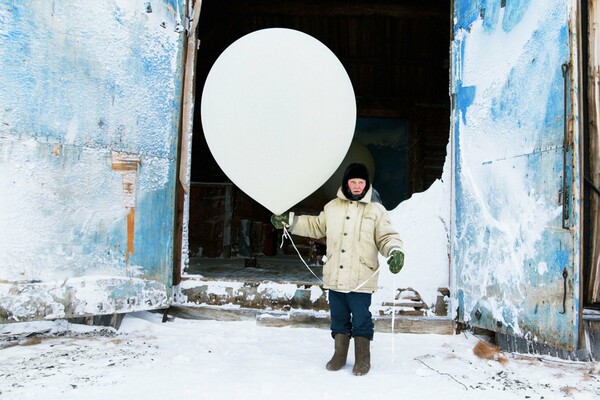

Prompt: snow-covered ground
xmin=1 ymin=311 xmax=598 ymax=400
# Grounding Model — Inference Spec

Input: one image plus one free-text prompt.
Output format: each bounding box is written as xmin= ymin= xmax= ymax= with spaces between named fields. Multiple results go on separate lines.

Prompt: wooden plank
xmin=168 ymin=304 xmax=453 ymax=334
xmin=374 ymin=316 xmax=453 ymax=335
xmin=257 ymin=313 xmax=331 ymax=330
xmin=259 ymin=314 xmax=453 ymax=335
xmin=168 ymin=304 xmax=260 ymax=321
xmin=381 ymin=302 xmax=428 ymax=309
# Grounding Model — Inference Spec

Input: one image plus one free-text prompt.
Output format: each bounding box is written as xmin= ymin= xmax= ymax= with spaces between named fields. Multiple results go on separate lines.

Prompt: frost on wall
xmin=0 ymin=1 xmax=186 ymax=321
xmin=451 ymin=0 xmax=578 ymax=348
xmin=0 ymin=277 xmax=169 ymax=322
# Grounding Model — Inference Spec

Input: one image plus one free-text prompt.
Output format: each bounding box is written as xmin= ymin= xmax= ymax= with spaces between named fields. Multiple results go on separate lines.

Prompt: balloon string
xmin=391 ymin=273 xmax=396 ymax=363
xmin=282 ymin=226 xmax=324 ymax=284
xmin=281 ymin=226 xmax=380 ymax=292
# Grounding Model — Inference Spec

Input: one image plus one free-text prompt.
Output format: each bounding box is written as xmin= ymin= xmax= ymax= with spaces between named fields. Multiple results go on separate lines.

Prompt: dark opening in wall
xmin=188 ymin=0 xmax=450 ymax=264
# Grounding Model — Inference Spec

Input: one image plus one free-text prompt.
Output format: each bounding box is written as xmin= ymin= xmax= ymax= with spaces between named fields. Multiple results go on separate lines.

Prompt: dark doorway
xmin=187 ymin=0 xmax=450 ymax=275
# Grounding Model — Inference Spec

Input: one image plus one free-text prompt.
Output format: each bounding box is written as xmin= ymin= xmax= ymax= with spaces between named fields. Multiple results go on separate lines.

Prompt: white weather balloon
xmin=201 ymin=28 xmax=356 ymax=215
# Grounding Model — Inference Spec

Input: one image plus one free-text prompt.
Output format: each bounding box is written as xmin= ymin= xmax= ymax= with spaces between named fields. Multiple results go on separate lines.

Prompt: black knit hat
xmin=342 ymin=163 xmax=370 ymax=200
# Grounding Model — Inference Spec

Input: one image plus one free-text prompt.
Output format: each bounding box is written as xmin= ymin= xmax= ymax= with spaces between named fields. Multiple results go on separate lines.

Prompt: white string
xmin=280 ymin=226 xmax=380 ymax=292
xmin=281 ymin=226 xmax=324 ymax=284
xmin=391 ymin=273 xmax=396 ymax=363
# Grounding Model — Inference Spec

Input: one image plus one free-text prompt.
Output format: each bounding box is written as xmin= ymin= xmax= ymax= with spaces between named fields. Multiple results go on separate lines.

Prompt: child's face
xmin=347 ymin=178 xmax=366 ymax=196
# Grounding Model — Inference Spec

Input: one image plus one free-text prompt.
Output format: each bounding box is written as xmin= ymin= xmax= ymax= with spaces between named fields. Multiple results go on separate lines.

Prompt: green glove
xmin=271 ymin=212 xmax=290 ymax=229
xmin=387 ymin=249 xmax=404 ymax=274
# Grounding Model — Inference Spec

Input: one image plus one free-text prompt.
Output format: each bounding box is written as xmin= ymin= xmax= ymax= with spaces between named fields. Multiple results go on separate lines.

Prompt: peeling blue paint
xmin=502 ymin=0 xmax=530 ymax=32
xmin=451 ymin=0 xmax=579 ymax=351
xmin=453 ymin=1 xmax=482 ymax=31
xmin=456 ymin=83 xmax=476 ymax=125
xmin=453 ymin=0 xmax=529 ymax=33
xmin=480 ymin=1 xmax=501 ymax=32
xmin=129 ymin=167 xmax=177 ymax=282
xmin=0 ymin=1 xmax=187 ymax=322
xmin=453 ymin=34 xmax=476 ymax=125
xmin=163 ymin=0 xmax=180 ymax=12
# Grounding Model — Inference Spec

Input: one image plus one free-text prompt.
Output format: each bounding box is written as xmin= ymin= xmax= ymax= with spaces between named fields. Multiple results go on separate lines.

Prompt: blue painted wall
xmin=0 ymin=1 xmax=187 ymax=321
xmin=451 ymin=0 xmax=581 ymax=350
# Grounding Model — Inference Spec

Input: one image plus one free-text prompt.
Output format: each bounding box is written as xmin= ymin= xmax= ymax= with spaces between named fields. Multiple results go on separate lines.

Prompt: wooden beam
xmin=168 ymin=304 xmax=453 ymax=334
xmin=214 ymin=0 xmax=448 ymax=19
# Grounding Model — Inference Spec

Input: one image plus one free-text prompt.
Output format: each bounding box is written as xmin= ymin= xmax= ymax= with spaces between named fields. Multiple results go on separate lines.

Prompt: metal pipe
xmin=562 ymin=62 xmax=571 ymax=229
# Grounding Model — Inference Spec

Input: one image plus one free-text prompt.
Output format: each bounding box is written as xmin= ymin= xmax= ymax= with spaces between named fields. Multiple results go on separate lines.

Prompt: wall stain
xmin=111 ymin=151 xmax=141 ymax=264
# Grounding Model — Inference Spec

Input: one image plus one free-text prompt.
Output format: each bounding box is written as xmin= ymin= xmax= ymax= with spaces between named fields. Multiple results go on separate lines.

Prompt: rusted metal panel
xmin=0 ymin=1 xmax=188 ymax=322
xmin=451 ymin=0 xmax=581 ymax=351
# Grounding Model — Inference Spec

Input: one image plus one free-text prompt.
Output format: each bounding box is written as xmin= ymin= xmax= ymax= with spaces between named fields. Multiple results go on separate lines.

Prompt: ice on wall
xmin=450 ymin=0 xmax=573 ymax=339
xmin=0 ymin=276 xmax=169 ymax=322
xmin=0 ymin=1 xmax=185 ymax=321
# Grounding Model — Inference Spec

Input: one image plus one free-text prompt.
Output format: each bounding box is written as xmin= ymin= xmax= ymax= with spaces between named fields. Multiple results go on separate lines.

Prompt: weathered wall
xmin=0 ymin=1 xmax=187 ymax=321
xmin=451 ymin=0 xmax=581 ymax=350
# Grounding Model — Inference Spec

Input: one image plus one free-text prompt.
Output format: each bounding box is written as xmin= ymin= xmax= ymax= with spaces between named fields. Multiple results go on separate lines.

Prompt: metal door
xmin=450 ymin=1 xmax=580 ymax=350
xmin=0 ymin=1 xmax=187 ymax=322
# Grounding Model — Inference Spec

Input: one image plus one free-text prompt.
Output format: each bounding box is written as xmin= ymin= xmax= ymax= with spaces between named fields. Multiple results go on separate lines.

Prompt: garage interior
xmin=185 ymin=0 xmax=451 ymax=284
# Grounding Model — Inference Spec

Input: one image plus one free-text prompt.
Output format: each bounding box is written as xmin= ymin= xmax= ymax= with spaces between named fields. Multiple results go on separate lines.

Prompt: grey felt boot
xmin=326 ymin=333 xmax=350 ymax=371
xmin=352 ymin=336 xmax=371 ymax=376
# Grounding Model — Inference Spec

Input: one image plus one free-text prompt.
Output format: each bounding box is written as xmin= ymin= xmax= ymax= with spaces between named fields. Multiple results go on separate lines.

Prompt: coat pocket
xmin=359 ymin=256 xmax=378 ymax=271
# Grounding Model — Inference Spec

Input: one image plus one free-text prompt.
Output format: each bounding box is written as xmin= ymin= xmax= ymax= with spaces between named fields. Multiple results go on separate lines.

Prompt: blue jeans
xmin=328 ymin=290 xmax=374 ymax=340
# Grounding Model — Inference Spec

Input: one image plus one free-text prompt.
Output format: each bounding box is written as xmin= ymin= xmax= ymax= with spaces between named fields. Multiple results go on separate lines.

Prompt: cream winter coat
xmin=290 ymin=186 xmax=403 ymax=293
